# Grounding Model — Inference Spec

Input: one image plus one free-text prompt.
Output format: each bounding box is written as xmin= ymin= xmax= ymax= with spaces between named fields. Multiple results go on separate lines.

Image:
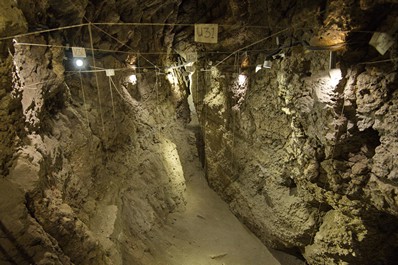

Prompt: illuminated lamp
xmin=75 ymin=58 xmax=84 ymax=68
xmin=128 ymin=74 xmax=137 ymax=85
xmin=328 ymin=51 xmax=342 ymax=82
xmin=238 ymin=74 xmax=247 ymax=86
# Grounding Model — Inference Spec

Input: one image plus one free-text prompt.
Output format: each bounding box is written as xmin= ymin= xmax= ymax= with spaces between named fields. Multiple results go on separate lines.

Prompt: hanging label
xmin=186 ymin=52 xmax=198 ymax=63
xmin=369 ymin=32 xmax=394 ymax=55
xmin=72 ymin=47 xmax=87 ymax=58
xmin=194 ymin=24 xmax=218 ymax=44
xmin=105 ymin=69 xmax=115 ymax=76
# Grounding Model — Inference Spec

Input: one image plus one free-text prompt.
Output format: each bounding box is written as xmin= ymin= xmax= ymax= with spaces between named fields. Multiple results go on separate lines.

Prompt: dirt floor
xmin=143 ymin=118 xmax=305 ymax=265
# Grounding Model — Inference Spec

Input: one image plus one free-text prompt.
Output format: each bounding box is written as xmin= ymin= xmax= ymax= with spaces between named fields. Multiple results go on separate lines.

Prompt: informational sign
xmin=369 ymin=32 xmax=394 ymax=55
xmin=72 ymin=47 xmax=87 ymax=58
xmin=105 ymin=69 xmax=115 ymax=76
xmin=194 ymin=24 xmax=218 ymax=44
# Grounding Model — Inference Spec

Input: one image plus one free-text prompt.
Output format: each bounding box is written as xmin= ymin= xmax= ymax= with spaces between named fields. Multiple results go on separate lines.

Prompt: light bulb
xmin=128 ymin=74 xmax=137 ymax=85
xmin=329 ymin=68 xmax=342 ymax=86
xmin=75 ymin=59 xmax=84 ymax=67
xmin=238 ymin=74 xmax=247 ymax=86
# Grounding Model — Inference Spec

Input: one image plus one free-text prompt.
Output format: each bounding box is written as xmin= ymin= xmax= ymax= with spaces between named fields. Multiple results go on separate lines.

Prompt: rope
xmin=65 ymin=66 xmax=158 ymax=74
xmin=109 ymin=77 xmax=123 ymax=99
xmin=21 ymin=72 xmax=78 ymax=89
xmin=92 ymin=24 xmax=159 ymax=70
xmin=15 ymin=41 xmax=348 ymax=55
xmin=88 ymin=22 xmax=105 ymax=134
xmin=197 ymin=28 xmax=290 ymax=73
xmin=195 ymin=68 xmax=199 ymax=114
xmin=4 ymin=19 xmax=373 ymax=42
xmin=358 ymin=57 xmax=398 ymax=65
xmin=14 ymin=42 xmax=137 ymax=55
xmin=203 ymin=69 xmax=209 ymax=173
xmin=92 ymin=22 xmax=309 ymax=29
xmin=200 ymin=8 xmax=333 ymax=72
xmin=78 ymin=71 xmax=90 ymax=127
xmin=109 ymin=76 xmax=136 ymax=109
xmin=156 ymin=70 xmax=160 ymax=109
xmin=108 ymin=77 xmax=116 ymax=118
xmin=0 ymin=12 xmax=381 ymax=43
xmin=0 ymin=24 xmax=88 ymax=41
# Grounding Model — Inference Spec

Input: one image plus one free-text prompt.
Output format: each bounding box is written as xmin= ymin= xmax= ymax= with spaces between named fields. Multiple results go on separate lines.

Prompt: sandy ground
xmin=144 ymin=120 xmax=305 ymax=265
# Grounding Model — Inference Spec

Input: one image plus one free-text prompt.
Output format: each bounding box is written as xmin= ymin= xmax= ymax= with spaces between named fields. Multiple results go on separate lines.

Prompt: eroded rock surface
xmin=1 ymin=0 xmax=398 ymax=265
xmin=192 ymin=1 xmax=398 ymax=264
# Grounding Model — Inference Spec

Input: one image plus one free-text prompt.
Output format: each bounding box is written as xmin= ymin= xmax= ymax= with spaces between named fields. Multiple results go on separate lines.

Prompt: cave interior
xmin=1 ymin=0 xmax=398 ymax=264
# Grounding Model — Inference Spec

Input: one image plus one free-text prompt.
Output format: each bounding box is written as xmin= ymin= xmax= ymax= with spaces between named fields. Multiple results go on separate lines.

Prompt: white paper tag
xmin=194 ymin=24 xmax=218 ymax=44
xmin=369 ymin=32 xmax=394 ymax=55
xmin=105 ymin=69 xmax=115 ymax=76
xmin=72 ymin=47 xmax=87 ymax=58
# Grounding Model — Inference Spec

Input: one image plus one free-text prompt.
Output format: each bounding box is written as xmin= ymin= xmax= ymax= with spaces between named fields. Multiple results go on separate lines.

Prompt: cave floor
xmin=143 ymin=120 xmax=305 ymax=265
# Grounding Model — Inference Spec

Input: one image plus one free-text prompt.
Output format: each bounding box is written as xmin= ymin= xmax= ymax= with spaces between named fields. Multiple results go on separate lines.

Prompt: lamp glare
xmin=75 ymin=59 xmax=84 ymax=67
xmin=129 ymin=74 xmax=137 ymax=85
xmin=238 ymin=74 xmax=247 ymax=86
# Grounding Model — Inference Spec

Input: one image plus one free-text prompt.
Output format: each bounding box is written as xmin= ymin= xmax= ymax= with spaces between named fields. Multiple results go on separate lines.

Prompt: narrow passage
xmin=145 ymin=122 xmax=304 ymax=265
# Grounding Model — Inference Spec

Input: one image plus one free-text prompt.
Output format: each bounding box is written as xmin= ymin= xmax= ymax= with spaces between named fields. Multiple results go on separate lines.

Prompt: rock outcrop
xmin=190 ymin=1 xmax=398 ymax=264
xmin=1 ymin=0 xmax=398 ymax=264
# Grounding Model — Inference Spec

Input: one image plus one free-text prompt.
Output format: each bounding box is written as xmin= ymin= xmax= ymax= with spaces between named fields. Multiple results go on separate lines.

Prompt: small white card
xmin=105 ymin=69 xmax=115 ymax=76
xmin=72 ymin=47 xmax=87 ymax=58
xmin=369 ymin=32 xmax=394 ymax=55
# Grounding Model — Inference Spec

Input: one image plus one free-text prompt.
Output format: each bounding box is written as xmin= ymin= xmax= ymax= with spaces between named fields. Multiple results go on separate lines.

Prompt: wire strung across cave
xmin=78 ymin=71 xmax=90 ymax=127
xmin=108 ymin=76 xmax=116 ymax=119
xmin=91 ymin=24 xmax=160 ymax=71
xmin=0 ymin=4 xmax=344 ymax=75
xmin=0 ymin=21 xmax=329 ymax=42
xmin=88 ymin=22 xmax=105 ymax=135
xmin=8 ymin=23 xmax=395 ymax=77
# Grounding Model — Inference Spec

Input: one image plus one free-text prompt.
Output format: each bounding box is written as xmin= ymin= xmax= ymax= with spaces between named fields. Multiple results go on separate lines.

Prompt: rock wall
xmin=191 ymin=1 xmax=398 ymax=264
xmin=1 ymin=0 xmax=398 ymax=264
xmin=0 ymin=0 xmax=192 ymax=264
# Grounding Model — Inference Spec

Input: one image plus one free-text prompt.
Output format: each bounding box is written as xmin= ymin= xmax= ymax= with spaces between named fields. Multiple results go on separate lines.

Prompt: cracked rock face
xmin=1 ymin=0 xmax=398 ymax=265
xmin=191 ymin=1 xmax=398 ymax=264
